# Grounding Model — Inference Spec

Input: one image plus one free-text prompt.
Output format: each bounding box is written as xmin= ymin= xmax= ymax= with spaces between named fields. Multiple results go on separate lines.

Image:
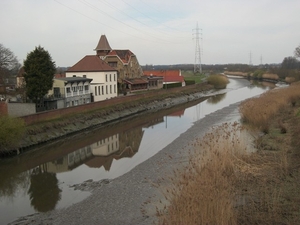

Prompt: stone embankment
xmin=18 ymin=85 xmax=219 ymax=152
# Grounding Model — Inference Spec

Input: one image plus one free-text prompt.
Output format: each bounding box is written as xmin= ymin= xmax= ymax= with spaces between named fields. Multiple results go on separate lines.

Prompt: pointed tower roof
xmin=94 ymin=35 xmax=112 ymax=51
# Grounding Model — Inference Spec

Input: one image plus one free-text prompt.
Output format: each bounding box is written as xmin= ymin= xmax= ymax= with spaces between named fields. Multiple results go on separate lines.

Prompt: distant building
xmin=94 ymin=35 xmax=144 ymax=92
xmin=143 ymin=70 xmax=185 ymax=87
xmin=66 ymin=55 xmax=118 ymax=102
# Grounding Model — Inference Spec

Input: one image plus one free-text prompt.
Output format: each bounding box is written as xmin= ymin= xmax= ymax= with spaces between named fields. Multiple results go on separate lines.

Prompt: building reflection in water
xmin=43 ymin=125 xmax=145 ymax=173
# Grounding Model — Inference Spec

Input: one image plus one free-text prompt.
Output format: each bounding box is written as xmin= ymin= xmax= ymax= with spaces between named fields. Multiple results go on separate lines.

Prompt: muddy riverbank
xmin=8 ymin=79 xmax=253 ymax=225
xmin=16 ymin=84 xmax=219 ymax=152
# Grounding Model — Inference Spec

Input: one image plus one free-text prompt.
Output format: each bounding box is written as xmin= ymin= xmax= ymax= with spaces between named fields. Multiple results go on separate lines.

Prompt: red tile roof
xmin=106 ymin=50 xmax=134 ymax=64
xmin=143 ymin=70 xmax=184 ymax=83
xmin=67 ymin=55 xmax=116 ymax=72
xmin=163 ymin=75 xmax=185 ymax=83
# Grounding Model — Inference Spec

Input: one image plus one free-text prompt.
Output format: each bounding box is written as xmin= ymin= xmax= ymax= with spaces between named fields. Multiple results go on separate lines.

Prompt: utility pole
xmin=193 ymin=22 xmax=202 ymax=74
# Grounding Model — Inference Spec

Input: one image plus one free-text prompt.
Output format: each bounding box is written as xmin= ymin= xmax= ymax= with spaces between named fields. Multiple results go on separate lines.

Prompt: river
xmin=0 ymin=78 xmax=274 ymax=224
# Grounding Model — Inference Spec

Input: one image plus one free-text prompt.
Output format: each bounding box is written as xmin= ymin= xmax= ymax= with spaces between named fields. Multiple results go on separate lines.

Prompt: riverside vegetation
xmin=156 ymin=82 xmax=300 ymax=224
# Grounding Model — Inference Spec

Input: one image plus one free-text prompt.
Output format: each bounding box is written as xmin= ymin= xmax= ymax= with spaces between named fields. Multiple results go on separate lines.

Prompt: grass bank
xmin=156 ymin=82 xmax=300 ymax=224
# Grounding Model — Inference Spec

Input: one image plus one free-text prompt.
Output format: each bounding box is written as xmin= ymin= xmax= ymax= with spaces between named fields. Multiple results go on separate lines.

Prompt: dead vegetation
xmin=154 ymin=82 xmax=300 ymax=225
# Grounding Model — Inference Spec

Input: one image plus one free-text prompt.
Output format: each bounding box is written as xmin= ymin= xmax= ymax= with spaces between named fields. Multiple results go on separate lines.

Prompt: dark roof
xmin=123 ymin=78 xmax=148 ymax=85
xmin=67 ymin=55 xmax=116 ymax=72
xmin=55 ymin=76 xmax=93 ymax=83
xmin=94 ymin=35 xmax=112 ymax=51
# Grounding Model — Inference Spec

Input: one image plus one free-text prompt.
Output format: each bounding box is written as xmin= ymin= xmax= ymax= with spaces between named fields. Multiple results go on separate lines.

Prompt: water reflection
xmin=28 ymin=168 xmax=61 ymax=212
xmin=0 ymin=78 xmax=273 ymax=224
xmin=207 ymin=93 xmax=227 ymax=104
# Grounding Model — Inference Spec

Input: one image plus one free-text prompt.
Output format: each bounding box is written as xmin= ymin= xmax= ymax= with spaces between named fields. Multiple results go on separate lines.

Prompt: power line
xmin=53 ymin=0 xmax=175 ymax=44
xmin=122 ymin=0 xmax=188 ymax=36
xmin=98 ymin=0 xmax=185 ymax=39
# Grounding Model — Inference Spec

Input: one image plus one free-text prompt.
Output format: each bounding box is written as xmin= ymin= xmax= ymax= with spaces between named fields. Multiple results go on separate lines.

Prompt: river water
xmin=0 ymin=78 xmax=274 ymax=224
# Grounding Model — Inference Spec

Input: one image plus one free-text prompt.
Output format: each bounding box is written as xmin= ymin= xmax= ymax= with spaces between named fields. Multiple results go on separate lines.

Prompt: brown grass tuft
xmin=239 ymin=82 xmax=300 ymax=133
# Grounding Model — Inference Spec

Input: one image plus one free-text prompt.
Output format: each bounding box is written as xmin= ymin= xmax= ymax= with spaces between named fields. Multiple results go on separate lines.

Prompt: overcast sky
xmin=1 ymin=0 xmax=299 ymax=67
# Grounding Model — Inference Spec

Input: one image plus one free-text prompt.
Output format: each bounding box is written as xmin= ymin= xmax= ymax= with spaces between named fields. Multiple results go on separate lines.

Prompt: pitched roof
xmin=106 ymin=50 xmax=135 ymax=64
xmin=67 ymin=55 xmax=116 ymax=72
xmin=94 ymin=35 xmax=112 ymax=51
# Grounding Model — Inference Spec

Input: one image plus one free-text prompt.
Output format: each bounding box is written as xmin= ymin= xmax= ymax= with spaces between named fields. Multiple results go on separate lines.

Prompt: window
xmin=110 ymin=74 xmax=111 ymax=82
xmin=108 ymin=62 xmax=117 ymax=67
xmin=105 ymin=74 xmax=108 ymax=82
xmin=95 ymin=86 xmax=97 ymax=96
xmin=110 ymin=85 xmax=112 ymax=94
xmin=106 ymin=85 xmax=108 ymax=94
xmin=114 ymin=84 xmax=116 ymax=93
xmin=85 ymin=85 xmax=89 ymax=91
xmin=75 ymin=100 xmax=78 ymax=106
xmin=114 ymin=74 xmax=116 ymax=81
xmin=66 ymin=87 xmax=71 ymax=93
xmin=78 ymin=86 xmax=83 ymax=91
xmin=98 ymin=86 xmax=101 ymax=95
xmin=72 ymin=86 xmax=77 ymax=92
xmin=102 ymin=86 xmax=104 ymax=95
xmin=66 ymin=102 xmax=70 ymax=107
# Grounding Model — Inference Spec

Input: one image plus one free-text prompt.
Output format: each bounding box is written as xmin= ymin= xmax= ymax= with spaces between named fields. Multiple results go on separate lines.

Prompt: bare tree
xmin=0 ymin=44 xmax=20 ymax=97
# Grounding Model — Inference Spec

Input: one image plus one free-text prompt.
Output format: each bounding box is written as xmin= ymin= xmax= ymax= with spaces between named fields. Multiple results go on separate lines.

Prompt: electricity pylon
xmin=193 ymin=22 xmax=202 ymax=74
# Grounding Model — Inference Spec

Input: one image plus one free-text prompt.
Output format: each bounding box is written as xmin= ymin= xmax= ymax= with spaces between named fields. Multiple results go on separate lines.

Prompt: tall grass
xmin=156 ymin=122 xmax=292 ymax=224
xmin=156 ymin=123 xmax=248 ymax=225
xmin=239 ymin=82 xmax=300 ymax=133
xmin=206 ymin=74 xmax=229 ymax=89
xmin=155 ymin=83 xmax=300 ymax=224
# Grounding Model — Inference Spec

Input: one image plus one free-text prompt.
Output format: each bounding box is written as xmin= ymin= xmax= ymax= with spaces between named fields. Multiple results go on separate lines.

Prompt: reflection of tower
xmin=193 ymin=22 xmax=202 ymax=73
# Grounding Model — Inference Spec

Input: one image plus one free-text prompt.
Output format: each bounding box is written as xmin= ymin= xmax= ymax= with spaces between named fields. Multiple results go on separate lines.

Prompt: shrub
xmin=206 ymin=74 xmax=229 ymax=89
xmin=0 ymin=115 xmax=25 ymax=151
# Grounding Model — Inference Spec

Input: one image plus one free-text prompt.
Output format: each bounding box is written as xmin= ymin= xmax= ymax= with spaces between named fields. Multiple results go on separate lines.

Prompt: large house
xmin=66 ymin=55 xmax=118 ymax=102
xmin=94 ymin=35 xmax=144 ymax=91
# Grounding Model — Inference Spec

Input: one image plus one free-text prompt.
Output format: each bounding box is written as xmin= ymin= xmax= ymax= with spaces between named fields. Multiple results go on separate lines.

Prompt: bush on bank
xmin=206 ymin=74 xmax=229 ymax=89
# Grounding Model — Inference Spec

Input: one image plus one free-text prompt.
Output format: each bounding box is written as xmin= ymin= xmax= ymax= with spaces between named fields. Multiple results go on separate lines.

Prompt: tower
xmin=193 ymin=22 xmax=202 ymax=74
xmin=94 ymin=35 xmax=112 ymax=58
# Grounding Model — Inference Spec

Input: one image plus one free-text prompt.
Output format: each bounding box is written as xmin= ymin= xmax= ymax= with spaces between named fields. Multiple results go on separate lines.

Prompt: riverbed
xmin=2 ymin=78 xmax=274 ymax=225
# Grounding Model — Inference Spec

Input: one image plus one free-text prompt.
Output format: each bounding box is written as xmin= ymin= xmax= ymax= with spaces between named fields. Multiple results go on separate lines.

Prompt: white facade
xmin=91 ymin=134 xmax=119 ymax=156
xmin=65 ymin=71 xmax=118 ymax=102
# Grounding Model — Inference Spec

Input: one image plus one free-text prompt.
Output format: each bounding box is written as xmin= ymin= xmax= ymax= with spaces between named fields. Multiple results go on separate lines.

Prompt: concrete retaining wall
xmin=7 ymin=102 xmax=36 ymax=117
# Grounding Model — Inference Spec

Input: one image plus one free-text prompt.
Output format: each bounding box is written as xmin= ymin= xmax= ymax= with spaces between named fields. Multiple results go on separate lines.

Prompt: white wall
xmin=66 ymin=71 xmax=118 ymax=102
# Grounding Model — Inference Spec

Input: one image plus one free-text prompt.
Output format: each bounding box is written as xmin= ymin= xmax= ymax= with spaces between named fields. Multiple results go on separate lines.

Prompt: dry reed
xmin=155 ymin=83 xmax=300 ymax=224
xmin=157 ymin=123 xmax=251 ymax=225
xmin=239 ymin=82 xmax=300 ymax=133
